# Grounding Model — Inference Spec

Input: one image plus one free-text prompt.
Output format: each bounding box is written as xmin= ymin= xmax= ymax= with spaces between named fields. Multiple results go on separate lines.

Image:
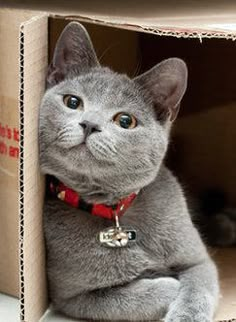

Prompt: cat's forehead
xmin=62 ymin=69 xmax=144 ymax=106
xmin=48 ymin=68 xmax=154 ymax=118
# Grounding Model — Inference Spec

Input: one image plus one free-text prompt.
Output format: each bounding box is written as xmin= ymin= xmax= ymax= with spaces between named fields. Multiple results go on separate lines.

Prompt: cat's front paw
xmin=165 ymin=309 xmax=212 ymax=322
xmin=165 ymin=313 xmax=192 ymax=322
xmin=165 ymin=291 xmax=215 ymax=322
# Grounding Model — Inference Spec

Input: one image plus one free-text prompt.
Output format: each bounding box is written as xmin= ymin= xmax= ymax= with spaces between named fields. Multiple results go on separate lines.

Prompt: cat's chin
xmin=78 ymin=142 xmax=89 ymax=151
xmin=78 ymin=142 xmax=100 ymax=161
xmin=61 ymin=141 xmax=97 ymax=160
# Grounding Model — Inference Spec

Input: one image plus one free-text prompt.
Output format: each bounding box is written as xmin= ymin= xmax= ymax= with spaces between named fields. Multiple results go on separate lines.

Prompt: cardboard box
xmin=0 ymin=2 xmax=236 ymax=321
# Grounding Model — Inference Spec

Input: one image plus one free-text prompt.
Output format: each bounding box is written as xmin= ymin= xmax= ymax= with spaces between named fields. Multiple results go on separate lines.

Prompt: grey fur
xmin=39 ymin=22 xmax=219 ymax=321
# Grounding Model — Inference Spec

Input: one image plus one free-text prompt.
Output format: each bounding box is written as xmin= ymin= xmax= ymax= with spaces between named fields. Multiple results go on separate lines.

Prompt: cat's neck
xmin=78 ymin=190 xmax=138 ymax=206
xmin=48 ymin=174 xmax=139 ymax=206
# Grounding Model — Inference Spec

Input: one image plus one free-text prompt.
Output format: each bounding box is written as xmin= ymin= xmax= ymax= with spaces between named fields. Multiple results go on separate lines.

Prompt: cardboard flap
xmin=19 ymin=13 xmax=48 ymax=322
xmin=3 ymin=0 xmax=236 ymax=37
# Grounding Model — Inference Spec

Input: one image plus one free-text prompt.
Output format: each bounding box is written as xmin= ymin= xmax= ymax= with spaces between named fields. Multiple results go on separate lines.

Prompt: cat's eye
xmin=113 ymin=113 xmax=137 ymax=129
xmin=63 ymin=95 xmax=83 ymax=110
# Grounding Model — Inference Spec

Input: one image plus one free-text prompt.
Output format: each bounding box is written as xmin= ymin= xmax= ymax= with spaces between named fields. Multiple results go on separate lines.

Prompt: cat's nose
xmin=79 ymin=120 xmax=101 ymax=138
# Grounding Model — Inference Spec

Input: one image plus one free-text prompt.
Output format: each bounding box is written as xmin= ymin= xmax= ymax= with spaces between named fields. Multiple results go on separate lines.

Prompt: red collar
xmin=49 ymin=177 xmax=137 ymax=220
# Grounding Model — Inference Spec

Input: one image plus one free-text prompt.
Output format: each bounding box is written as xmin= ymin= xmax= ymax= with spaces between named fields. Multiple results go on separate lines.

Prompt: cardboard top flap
xmin=3 ymin=0 xmax=236 ymax=38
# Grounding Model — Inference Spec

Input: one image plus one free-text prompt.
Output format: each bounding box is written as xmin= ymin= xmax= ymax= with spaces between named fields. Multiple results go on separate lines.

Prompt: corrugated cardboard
xmin=19 ymin=13 xmax=48 ymax=321
xmin=0 ymin=8 xmax=36 ymax=297
xmin=0 ymin=3 xmax=235 ymax=321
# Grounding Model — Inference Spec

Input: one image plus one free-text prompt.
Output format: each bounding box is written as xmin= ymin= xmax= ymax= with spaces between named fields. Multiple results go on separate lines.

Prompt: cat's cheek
xmin=40 ymin=164 xmax=51 ymax=175
xmin=56 ymin=132 xmax=85 ymax=149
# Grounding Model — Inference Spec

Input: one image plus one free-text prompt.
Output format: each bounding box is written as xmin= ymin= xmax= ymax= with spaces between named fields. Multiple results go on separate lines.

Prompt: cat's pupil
xmin=68 ymin=97 xmax=80 ymax=109
xmin=113 ymin=112 xmax=137 ymax=129
xmin=64 ymin=95 xmax=81 ymax=109
xmin=119 ymin=114 xmax=132 ymax=128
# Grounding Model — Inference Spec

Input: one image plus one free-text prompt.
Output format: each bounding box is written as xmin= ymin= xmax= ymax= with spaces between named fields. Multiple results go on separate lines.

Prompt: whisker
xmin=98 ymin=42 xmax=120 ymax=62
xmin=103 ymin=137 xmax=118 ymax=154
xmin=132 ymin=57 xmax=142 ymax=78
xmin=102 ymin=140 xmax=117 ymax=155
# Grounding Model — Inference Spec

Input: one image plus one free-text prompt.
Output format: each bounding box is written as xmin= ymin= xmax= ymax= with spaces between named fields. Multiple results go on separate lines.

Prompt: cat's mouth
xmin=78 ymin=140 xmax=90 ymax=150
xmin=59 ymin=135 xmax=114 ymax=164
xmin=77 ymin=139 xmax=99 ymax=160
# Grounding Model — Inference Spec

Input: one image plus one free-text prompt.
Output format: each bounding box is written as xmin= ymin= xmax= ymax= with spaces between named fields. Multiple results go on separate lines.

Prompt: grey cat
xmin=39 ymin=22 xmax=219 ymax=321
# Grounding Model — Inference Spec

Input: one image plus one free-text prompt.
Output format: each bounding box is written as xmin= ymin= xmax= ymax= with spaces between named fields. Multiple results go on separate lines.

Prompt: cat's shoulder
xmin=140 ymin=165 xmax=187 ymax=215
xmin=153 ymin=165 xmax=184 ymax=196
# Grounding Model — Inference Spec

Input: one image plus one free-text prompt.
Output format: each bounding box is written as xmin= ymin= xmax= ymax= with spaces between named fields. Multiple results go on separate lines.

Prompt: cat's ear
xmin=134 ymin=58 xmax=187 ymax=122
xmin=47 ymin=22 xmax=99 ymax=88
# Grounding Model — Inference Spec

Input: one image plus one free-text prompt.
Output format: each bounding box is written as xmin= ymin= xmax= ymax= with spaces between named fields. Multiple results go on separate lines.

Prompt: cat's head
xmin=39 ymin=22 xmax=187 ymax=204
